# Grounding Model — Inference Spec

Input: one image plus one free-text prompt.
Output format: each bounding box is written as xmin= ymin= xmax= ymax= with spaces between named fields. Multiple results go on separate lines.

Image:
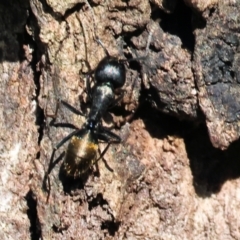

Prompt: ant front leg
xmin=45 ymin=97 xmax=85 ymax=128
xmin=59 ymin=99 xmax=85 ymax=116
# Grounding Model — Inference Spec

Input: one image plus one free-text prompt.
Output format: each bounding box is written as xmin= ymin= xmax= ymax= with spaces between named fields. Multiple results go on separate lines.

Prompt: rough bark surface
xmin=194 ymin=1 xmax=240 ymax=149
xmin=0 ymin=0 xmax=38 ymax=239
xmin=1 ymin=0 xmax=240 ymax=239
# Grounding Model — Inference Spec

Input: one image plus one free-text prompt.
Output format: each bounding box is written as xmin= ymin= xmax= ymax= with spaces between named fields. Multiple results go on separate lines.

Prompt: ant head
xmin=94 ymin=56 xmax=126 ymax=89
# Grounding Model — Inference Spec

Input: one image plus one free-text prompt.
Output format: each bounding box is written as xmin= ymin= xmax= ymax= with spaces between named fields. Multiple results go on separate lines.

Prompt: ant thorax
xmin=88 ymin=83 xmax=114 ymax=122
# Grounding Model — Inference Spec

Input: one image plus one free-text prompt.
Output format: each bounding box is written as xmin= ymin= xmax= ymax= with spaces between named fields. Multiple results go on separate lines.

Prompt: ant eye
xmin=94 ymin=56 xmax=126 ymax=89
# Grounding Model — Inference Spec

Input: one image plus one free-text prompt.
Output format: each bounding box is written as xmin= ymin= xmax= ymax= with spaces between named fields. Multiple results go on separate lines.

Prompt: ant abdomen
xmin=63 ymin=128 xmax=98 ymax=178
xmin=94 ymin=56 xmax=126 ymax=89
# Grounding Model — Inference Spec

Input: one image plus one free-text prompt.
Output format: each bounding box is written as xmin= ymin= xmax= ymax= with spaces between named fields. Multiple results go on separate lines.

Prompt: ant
xmin=50 ymin=55 xmax=126 ymax=178
xmin=44 ymin=0 xmax=155 ymax=182
xmin=46 ymin=38 xmax=127 ymax=179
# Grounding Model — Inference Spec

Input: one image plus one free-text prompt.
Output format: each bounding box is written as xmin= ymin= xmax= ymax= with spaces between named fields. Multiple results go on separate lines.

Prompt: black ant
xmin=44 ymin=1 xmax=155 ymax=182
xmin=51 ymin=55 xmax=126 ymax=178
xmin=43 ymin=9 xmax=127 ymax=185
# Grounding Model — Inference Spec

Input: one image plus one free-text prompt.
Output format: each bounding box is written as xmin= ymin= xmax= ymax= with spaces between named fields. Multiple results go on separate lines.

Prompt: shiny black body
xmin=94 ymin=56 xmax=126 ymax=89
xmin=50 ymin=56 xmax=126 ymax=178
xmin=88 ymin=56 xmax=126 ymax=122
xmin=88 ymin=83 xmax=114 ymax=122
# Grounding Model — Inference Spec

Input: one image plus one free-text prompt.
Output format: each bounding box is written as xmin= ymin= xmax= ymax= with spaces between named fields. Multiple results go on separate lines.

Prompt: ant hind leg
xmin=95 ymin=126 xmax=121 ymax=170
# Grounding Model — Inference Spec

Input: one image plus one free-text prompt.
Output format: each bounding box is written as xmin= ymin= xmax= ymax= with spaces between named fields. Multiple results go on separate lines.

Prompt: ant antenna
xmin=144 ymin=22 xmax=156 ymax=57
xmin=84 ymin=0 xmax=156 ymax=61
xmin=126 ymin=21 xmax=157 ymax=63
xmin=84 ymin=0 xmax=110 ymax=57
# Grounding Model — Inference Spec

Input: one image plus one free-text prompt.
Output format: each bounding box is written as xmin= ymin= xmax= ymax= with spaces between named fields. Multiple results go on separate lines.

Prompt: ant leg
xmin=108 ymin=89 xmax=125 ymax=109
xmin=98 ymin=126 xmax=121 ymax=144
xmin=94 ymin=127 xmax=121 ymax=171
xmin=97 ymin=143 xmax=113 ymax=172
xmin=54 ymin=128 xmax=84 ymax=149
xmin=45 ymin=98 xmax=84 ymax=130
xmin=97 ymin=127 xmax=121 ymax=159
xmin=43 ymin=128 xmax=84 ymax=196
xmin=43 ymin=150 xmax=65 ymax=200
xmin=45 ymin=97 xmax=84 ymax=120
xmin=59 ymin=99 xmax=84 ymax=116
xmin=46 ymin=65 xmax=84 ymax=120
